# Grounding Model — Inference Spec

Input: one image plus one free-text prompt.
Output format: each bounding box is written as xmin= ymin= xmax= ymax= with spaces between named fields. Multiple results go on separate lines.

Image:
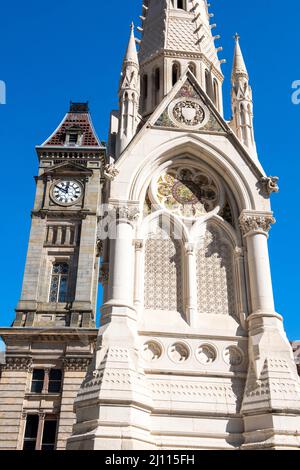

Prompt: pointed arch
xmin=153 ymin=67 xmax=160 ymax=106
xmin=128 ymin=136 xmax=255 ymax=212
xmin=188 ymin=62 xmax=197 ymax=77
xmin=142 ymin=74 xmax=148 ymax=111
xmin=172 ymin=62 xmax=181 ymax=86
xmin=142 ymin=212 xmax=185 ymax=317
xmin=213 ymin=79 xmax=219 ymax=109
xmin=195 ymin=219 xmax=238 ymax=319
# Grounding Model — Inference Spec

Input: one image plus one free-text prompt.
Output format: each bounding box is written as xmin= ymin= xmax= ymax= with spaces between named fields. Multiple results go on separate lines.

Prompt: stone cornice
xmin=0 ymin=328 xmax=97 ymax=343
xmin=140 ymin=50 xmax=224 ymax=82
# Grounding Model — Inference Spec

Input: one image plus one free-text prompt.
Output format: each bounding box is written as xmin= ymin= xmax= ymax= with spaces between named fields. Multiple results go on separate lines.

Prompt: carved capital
xmin=104 ymin=163 xmax=119 ymax=181
xmin=234 ymin=247 xmax=244 ymax=259
xmin=114 ymin=205 xmax=140 ymax=222
xmin=134 ymin=240 xmax=144 ymax=251
xmin=239 ymin=212 xmax=276 ymax=237
xmin=185 ymin=242 xmax=195 ymax=255
xmin=63 ymin=357 xmax=91 ymax=372
xmin=259 ymin=176 xmax=279 ymax=197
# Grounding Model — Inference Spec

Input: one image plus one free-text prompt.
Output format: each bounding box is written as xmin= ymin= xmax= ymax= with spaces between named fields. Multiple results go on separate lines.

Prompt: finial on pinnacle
xmin=234 ymin=32 xmax=240 ymax=42
xmin=130 ymin=22 xmax=135 ymax=32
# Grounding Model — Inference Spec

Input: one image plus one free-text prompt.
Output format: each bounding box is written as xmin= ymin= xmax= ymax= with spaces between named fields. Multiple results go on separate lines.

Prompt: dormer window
xmin=69 ymin=133 xmax=78 ymax=145
xmin=65 ymin=126 xmax=83 ymax=146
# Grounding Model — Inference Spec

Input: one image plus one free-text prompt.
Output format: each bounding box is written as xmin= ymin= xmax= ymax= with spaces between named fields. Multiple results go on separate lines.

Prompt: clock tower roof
xmin=41 ymin=101 xmax=105 ymax=149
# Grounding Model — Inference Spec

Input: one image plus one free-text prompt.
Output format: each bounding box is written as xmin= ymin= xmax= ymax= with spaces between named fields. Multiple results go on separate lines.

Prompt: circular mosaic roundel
xmin=168 ymin=98 xmax=210 ymax=129
xmin=157 ymin=168 xmax=218 ymax=218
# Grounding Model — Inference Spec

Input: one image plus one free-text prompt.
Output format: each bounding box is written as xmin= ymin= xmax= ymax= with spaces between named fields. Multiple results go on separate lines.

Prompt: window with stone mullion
xmin=49 ymin=262 xmax=69 ymax=303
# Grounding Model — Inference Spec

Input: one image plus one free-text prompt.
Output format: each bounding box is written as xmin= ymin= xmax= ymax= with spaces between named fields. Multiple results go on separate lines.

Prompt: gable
xmin=153 ymin=77 xmax=227 ymax=134
xmin=43 ymin=161 xmax=93 ymax=177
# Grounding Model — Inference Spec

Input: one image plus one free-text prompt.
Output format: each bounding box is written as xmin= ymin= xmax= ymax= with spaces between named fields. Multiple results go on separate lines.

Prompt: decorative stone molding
xmin=104 ymin=163 xmax=119 ymax=181
xmin=239 ymin=212 xmax=275 ymax=237
xmin=63 ymin=357 xmax=91 ymax=372
xmin=3 ymin=357 xmax=32 ymax=371
xmin=259 ymin=176 xmax=279 ymax=196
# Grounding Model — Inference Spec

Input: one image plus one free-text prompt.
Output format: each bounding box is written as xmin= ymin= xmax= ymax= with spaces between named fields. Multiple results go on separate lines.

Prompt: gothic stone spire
xmin=138 ymin=0 xmax=224 ymax=116
xmin=231 ymin=34 xmax=257 ymax=159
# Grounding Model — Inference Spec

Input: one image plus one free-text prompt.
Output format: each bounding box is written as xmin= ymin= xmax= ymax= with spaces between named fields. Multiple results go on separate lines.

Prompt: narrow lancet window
xmin=172 ymin=63 xmax=181 ymax=86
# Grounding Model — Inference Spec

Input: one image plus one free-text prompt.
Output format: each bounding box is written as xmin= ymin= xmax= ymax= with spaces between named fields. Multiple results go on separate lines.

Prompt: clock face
xmin=52 ymin=180 xmax=82 ymax=205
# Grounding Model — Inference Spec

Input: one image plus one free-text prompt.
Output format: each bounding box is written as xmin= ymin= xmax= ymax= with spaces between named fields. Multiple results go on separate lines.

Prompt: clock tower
xmin=0 ymin=102 xmax=105 ymax=450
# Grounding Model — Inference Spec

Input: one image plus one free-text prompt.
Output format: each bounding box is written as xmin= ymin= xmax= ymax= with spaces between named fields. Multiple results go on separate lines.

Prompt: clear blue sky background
xmin=0 ymin=0 xmax=299 ymax=352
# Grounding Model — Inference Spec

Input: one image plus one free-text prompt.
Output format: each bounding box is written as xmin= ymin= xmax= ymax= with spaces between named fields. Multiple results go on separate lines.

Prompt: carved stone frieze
xmin=63 ymin=357 xmax=91 ymax=372
xmin=3 ymin=356 xmax=32 ymax=371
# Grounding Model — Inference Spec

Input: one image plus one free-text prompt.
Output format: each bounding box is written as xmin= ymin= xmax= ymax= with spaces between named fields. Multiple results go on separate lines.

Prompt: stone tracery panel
xmin=144 ymin=222 xmax=183 ymax=313
xmin=196 ymin=224 xmax=236 ymax=317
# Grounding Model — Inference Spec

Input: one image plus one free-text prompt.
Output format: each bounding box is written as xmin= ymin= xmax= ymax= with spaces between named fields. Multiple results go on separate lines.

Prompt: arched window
xmin=177 ymin=0 xmax=186 ymax=10
xmin=153 ymin=68 xmax=160 ymax=105
xmin=189 ymin=62 xmax=196 ymax=76
xmin=49 ymin=262 xmax=69 ymax=303
xmin=172 ymin=62 xmax=181 ymax=86
xmin=144 ymin=220 xmax=183 ymax=314
xmin=142 ymin=74 xmax=148 ymax=103
xmin=205 ymin=69 xmax=210 ymax=94
xmin=213 ymin=79 xmax=219 ymax=108
xmin=196 ymin=224 xmax=237 ymax=318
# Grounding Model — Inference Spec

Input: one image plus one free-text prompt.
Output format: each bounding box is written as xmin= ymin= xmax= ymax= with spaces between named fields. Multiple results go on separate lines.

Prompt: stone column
xmin=133 ymin=240 xmax=144 ymax=315
xmin=239 ymin=211 xmax=275 ymax=315
xmin=185 ymin=243 xmax=197 ymax=327
xmin=101 ymin=205 xmax=139 ymax=321
xmin=36 ymin=412 xmax=46 ymax=450
xmin=68 ymin=205 xmax=154 ymax=450
xmin=239 ymin=211 xmax=300 ymax=450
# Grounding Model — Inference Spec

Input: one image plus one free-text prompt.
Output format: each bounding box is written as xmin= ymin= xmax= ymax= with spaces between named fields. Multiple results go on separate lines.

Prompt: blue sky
xmin=0 ymin=0 xmax=299 ymax=351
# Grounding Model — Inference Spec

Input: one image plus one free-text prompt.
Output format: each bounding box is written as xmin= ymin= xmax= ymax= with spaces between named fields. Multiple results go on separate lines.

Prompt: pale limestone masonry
xmin=67 ymin=1 xmax=300 ymax=450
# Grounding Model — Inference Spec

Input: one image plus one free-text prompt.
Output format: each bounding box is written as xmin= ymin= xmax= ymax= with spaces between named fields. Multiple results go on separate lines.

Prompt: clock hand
xmin=55 ymin=185 xmax=68 ymax=194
